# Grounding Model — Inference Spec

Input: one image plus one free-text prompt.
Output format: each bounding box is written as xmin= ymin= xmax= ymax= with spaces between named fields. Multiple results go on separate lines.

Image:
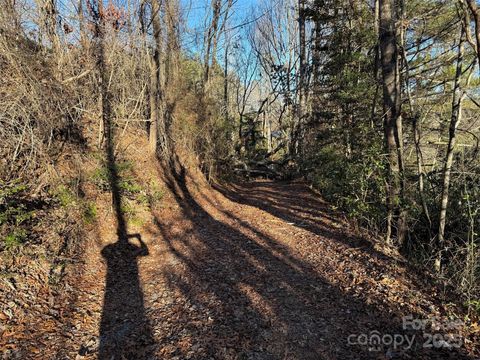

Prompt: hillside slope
xmin=1 ymin=133 xmax=478 ymax=359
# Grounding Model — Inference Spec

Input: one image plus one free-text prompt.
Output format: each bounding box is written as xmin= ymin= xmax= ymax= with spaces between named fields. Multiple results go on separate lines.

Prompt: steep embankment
xmin=1 ymin=133 xmax=479 ymax=359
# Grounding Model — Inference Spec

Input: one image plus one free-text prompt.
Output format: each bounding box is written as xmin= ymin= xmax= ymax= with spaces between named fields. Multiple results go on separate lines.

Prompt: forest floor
xmin=1 ymin=153 xmax=479 ymax=359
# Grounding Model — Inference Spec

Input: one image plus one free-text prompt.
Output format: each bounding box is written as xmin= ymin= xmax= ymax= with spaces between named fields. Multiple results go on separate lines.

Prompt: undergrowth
xmin=0 ymin=180 xmax=36 ymax=249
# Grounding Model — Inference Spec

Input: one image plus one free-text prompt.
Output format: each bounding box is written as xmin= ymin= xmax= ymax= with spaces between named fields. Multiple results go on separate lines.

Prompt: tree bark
xmin=465 ymin=0 xmax=480 ymax=67
xmin=165 ymin=0 xmax=179 ymax=88
xmin=149 ymin=0 xmax=168 ymax=156
xmin=436 ymin=31 xmax=466 ymax=273
xmin=203 ymin=0 xmax=222 ymax=88
xmin=379 ymin=0 xmax=403 ymax=245
xmin=78 ymin=0 xmax=86 ymax=47
xmin=298 ymin=0 xmax=306 ymax=134
xmin=312 ymin=11 xmax=322 ymax=125
xmin=402 ymin=30 xmax=432 ymax=233
xmin=222 ymin=0 xmax=233 ymax=142
xmin=42 ymin=0 xmax=58 ymax=47
xmin=396 ymin=0 xmax=407 ymax=246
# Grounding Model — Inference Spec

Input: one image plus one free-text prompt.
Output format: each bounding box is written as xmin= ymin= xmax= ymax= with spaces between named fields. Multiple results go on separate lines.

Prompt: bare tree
xmin=149 ymin=0 xmax=169 ymax=156
xmin=165 ymin=0 xmax=180 ymax=87
xmin=39 ymin=0 xmax=58 ymax=47
xmin=464 ymin=0 xmax=480 ymax=67
xmin=203 ymin=0 xmax=222 ymax=88
xmin=379 ymin=0 xmax=405 ymax=245
xmin=436 ymin=30 xmax=469 ymax=272
xmin=297 ymin=0 xmax=306 ymax=155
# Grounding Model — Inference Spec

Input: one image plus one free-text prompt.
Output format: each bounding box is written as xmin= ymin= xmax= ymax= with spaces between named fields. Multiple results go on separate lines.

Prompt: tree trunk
xmin=222 ymin=0 xmax=233 ymax=143
xmin=203 ymin=0 xmax=221 ymax=88
xmin=91 ymin=0 xmax=111 ymax=149
xmin=379 ymin=0 xmax=402 ymax=245
xmin=42 ymin=0 xmax=58 ymax=47
xmin=78 ymin=0 xmax=86 ymax=47
xmin=298 ymin=0 xmax=306 ymax=146
xmin=312 ymin=14 xmax=322 ymax=125
xmin=436 ymin=31 xmax=465 ymax=273
xmin=149 ymin=0 xmax=168 ymax=156
xmin=396 ymin=0 xmax=407 ymax=246
xmin=465 ymin=0 xmax=480 ymax=67
xmin=164 ymin=0 xmax=179 ymax=143
xmin=413 ymin=114 xmax=432 ymax=230
xmin=165 ymin=0 xmax=179 ymax=88
xmin=91 ymin=0 xmax=127 ymax=236
xmin=402 ymin=32 xmax=432 ymax=233
xmin=224 ymin=37 xmax=230 ymax=126
xmin=369 ymin=0 xmax=380 ymax=129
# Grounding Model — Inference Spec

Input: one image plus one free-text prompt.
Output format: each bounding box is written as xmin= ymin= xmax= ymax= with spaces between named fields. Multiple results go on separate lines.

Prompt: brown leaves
xmin=1 ymin=176 xmax=478 ymax=358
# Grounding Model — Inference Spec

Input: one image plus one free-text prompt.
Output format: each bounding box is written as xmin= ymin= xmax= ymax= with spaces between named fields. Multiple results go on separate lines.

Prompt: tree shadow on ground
xmin=150 ymin=159 xmax=472 ymax=359
xmin=213 ymin=181 xmax=444 ymax=296
xmin=214 ymin=181 xmax=386 ymax=258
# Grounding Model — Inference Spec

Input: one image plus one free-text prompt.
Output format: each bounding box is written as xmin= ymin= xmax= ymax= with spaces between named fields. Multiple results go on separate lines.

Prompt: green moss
xmin=0 ymin=180 xmax=34 ymax=227
xmin=137 ymin=194 xmax=150 ymax=206
xmin=148 ymin=180 xmax=165 ymax=204
xmin=4 ymin=229 xmax=27 ymax=249
xmin=120 ymin=180 xmax=142 ymax=194
xmin=120 ymin=200 xmax=136 ymax=219
xmin=83 ymin=202 xmax=97 ymax=224
xmin=0 ymin=181 xmax=35 ymax=249
xmin=91 ymin=161 xmax=142 ymax=196
xmin=90 ymin=165 xmax=112 ymax=191
xmin=0 ymin=180 xmax=27 ymax=200
xmin=54 ymin=185 xmax=77 ymax=208
xmin=467 ymin=300 xmax=480 ymax=317
xmin=129 ymin=216 xmax=146 ymax=227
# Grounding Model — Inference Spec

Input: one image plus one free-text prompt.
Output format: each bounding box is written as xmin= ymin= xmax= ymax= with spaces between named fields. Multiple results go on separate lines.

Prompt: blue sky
xmin=180 ymin=0 xmax=259 ymax=55
xmin=48 ymin=0 xmax=261 ymax=59
xmin=182 ymin=0 xmax=258 ymax=29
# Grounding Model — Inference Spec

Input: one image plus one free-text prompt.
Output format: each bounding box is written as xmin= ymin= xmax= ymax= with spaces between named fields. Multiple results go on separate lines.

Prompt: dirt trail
xmin=53 ymin=165 xmax=473 ymax=359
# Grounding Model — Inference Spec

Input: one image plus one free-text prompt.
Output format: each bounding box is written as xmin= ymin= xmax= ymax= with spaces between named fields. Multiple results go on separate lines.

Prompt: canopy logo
xmin=347 ymin=315 xmax=464 ymax=352
xmin=347 ymin=330 xmax=415 ymax=352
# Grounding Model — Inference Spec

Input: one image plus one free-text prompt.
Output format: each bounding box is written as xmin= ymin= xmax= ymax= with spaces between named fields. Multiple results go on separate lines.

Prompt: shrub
xmin=147 ymin=180 xmax=165 ymax=206
xmin=83 ymin=202 xmax=97 ymax=224
xmin=0 ymin=180 xmax=34 ymax=249
xmin=467 ymin=299 xmax=480 ymax=317
xmin=53 ymin=185 xmax=77 ymax=208
xmin=308 ymin=144 xmax=386 ymax=231
xmin=120 ymin=199 xmax=136 ymax=219
xmin=91 ymin=160 xmax=142 ymax=196
xmin=4 ymin=229 xmax=28 ymax=249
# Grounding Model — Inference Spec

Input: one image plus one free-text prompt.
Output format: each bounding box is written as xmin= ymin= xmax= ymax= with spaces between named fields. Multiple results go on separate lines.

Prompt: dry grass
xmin=0 ymin=30 xmax=79 ymax=182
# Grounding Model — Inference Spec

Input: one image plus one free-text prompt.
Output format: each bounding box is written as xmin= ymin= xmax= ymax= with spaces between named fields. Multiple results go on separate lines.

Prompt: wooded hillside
xmin=0 ymin=0 xmax=479 ymax=358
